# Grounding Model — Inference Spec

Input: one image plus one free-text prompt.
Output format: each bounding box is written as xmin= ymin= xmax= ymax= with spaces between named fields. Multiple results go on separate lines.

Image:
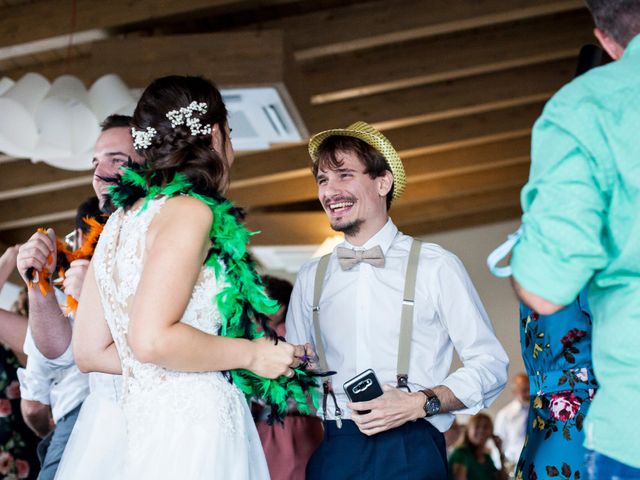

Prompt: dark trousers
xmin=307 ymin=419 xmax=447 ymax=480
xmin=37 ymin=403 xmax=82 ymax=480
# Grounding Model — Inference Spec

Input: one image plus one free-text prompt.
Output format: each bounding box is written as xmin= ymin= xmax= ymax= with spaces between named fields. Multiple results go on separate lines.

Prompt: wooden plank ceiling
xmin=0 ymin=0 xmax=594 ymax=249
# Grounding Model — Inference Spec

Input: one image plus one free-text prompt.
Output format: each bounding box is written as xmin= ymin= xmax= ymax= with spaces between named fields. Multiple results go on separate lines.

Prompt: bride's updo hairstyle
xmin=131 ymin=75 xmax=229 ymax=197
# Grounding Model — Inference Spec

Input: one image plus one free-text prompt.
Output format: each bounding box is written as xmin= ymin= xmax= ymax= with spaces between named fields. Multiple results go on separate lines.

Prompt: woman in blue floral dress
xmin=516 ymin=288 xmax=597 ymax=480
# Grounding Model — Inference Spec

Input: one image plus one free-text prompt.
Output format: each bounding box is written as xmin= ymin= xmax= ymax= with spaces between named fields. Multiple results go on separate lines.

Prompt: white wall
xmin=420 ymin=219 xmax=523 ymax=417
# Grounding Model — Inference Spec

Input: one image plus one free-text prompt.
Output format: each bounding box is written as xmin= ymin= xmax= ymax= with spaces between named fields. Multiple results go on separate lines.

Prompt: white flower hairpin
xmin=131 ymin=127 xmax=157 ymax=150
xmin=166 ymin=101 xmax=211 ymax=136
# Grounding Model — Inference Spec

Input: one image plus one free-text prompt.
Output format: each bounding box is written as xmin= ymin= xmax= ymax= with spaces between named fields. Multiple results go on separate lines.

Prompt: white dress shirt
xmin=494 ymin=399 xmax=528 ymax=465
xmin=18 ymin=290 xmax=122 ymax=422
xmin=18 ymin=326 xmax=89 ymax=422
xmin=286 ymin=219 xmax=509 ymax=431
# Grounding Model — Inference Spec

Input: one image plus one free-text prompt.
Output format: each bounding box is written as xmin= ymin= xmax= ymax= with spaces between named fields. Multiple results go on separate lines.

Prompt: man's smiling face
xmin=316 ymin=149 xmax=390 ymax=240
xmin=91 ymin=126 xmax=142 ymax=211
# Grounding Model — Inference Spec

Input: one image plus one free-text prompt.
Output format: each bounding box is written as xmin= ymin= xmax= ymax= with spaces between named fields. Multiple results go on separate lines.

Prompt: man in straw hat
xmin=286 ymin=121 xmax=508 ymax=479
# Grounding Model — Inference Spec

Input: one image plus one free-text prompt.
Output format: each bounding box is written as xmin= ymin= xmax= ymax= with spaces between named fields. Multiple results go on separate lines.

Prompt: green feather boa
xmin=110 ymin=166 xmax=318 ymax=421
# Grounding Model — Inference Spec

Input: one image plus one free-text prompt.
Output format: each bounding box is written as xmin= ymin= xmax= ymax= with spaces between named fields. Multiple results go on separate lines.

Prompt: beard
xmin=331 ymin=217 xmax=364 ymax=237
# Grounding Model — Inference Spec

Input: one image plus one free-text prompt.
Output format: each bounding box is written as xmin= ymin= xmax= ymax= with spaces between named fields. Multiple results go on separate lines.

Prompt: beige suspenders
xmin=396 ymin=238 xmax=422 ymax=389
xmin=311 ymin=238 xmax=422 ymax=425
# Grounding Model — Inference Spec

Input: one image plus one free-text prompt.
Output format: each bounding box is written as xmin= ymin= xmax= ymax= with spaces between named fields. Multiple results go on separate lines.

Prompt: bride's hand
xmin=247 ymin=336 xmax=297 ymax=379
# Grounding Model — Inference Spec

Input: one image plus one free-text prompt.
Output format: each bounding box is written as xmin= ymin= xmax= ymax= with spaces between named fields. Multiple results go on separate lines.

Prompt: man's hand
xmin=63 ymin=259 xmax=91 ymax=300
xmin=16 ymin=229 xmax=57 ymax=286
xmin=349 ymin=384 xmax=425 ymax=436
xmin=21 ymin=399 xmax=54 ymax=438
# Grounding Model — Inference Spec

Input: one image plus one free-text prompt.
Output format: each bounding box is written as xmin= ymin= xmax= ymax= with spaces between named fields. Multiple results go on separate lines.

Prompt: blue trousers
xmin=307 ymin=419 xmax=447 ymax=480
xmin=587 ymin=450 xmax=640 ymax=480
xmin=37 ymin=403 xmax=82 ymax=480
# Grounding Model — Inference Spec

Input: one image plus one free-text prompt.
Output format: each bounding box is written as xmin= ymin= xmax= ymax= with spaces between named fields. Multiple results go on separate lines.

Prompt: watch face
xmin=426 ymin=397 xmax=441 ymax=416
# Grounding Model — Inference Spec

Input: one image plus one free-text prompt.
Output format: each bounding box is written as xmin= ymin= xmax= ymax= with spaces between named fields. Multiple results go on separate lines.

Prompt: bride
xmin=61 ymin=76 xmax=309 ymax=479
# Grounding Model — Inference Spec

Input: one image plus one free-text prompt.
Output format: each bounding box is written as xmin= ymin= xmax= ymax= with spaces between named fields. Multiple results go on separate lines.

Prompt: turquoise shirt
xmin=511 ymin=34 xmax=640 ymax=468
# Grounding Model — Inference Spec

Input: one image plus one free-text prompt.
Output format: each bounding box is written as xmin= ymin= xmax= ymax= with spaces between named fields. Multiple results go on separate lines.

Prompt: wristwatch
xmin=420 ymin=388 xmax=441 ymax=417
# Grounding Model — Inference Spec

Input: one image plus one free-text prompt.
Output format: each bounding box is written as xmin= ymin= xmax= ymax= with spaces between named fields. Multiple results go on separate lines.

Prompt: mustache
xmin=322 ymin=195 xmax=356 ymax=209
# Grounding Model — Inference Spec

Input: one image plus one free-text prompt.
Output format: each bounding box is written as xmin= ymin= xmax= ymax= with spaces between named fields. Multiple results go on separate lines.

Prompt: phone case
xmin=343 ymin=369 xmax=384 ymax=414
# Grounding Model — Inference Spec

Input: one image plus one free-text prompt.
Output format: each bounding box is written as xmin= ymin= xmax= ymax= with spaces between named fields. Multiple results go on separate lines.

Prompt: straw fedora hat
xmin=308 ymin=121 xmax=406 ymax=200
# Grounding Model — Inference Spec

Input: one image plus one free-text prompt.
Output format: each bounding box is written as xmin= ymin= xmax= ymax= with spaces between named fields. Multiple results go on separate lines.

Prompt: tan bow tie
xmin=336 ymin=245 xmax=385 ymax=270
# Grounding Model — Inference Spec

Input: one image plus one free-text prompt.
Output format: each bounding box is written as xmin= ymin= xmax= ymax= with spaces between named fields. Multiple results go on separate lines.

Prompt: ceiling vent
xmin=222 ymin=87 xmax=306 ymax=150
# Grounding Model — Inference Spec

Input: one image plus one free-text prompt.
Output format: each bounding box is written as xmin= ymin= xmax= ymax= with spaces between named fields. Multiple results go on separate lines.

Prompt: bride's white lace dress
xmin=57 ymin=196 xmax=270 ymax=479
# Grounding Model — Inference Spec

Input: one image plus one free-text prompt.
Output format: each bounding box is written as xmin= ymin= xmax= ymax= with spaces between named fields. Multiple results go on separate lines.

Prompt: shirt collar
xmin=341 ymin=218 xmax=398 ymax=254
xmin=623 ymin=33 xmax=640 ymax=59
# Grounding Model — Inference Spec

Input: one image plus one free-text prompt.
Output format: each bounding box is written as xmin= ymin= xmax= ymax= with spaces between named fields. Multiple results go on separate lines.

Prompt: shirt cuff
xmin=440 ymin=375 xmax=484 ymax=415
xmin=17 ymin=367 xmax=51 ymax=405
xmin=511 ymin=237 xmax=592 ymax=306
xmin=26 ymin=342 xmax=75 ymax=370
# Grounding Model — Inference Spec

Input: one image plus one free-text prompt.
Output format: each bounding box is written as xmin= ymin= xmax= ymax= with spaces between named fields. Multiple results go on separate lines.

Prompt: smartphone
xmin=343 ymin=368 xmax=383 ymax=414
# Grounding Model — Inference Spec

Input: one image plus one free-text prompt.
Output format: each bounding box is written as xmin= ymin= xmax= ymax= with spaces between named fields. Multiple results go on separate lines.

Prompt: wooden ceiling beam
xmin=392 ymin=186 xmax=521 ymax=227
xmin=296 ymin=10 xmax=593 ymax=104
xmin=1 ymin=31 xmax=284 ymax=88
xmin=0 ymin=56 xmax=558 ymax=185
xmin=241 ymin=191 xmax=523 ymax=245
xmin=0 ymin=155 xmax=529 ymax=234
xmin=277 ymin=0 xmax=585 ymax=61
xmin=0 ymin=219 xmax=77 ymax=247
xmin=230 ymin=101 xmax=542 ymax=188
xmin=304 ymin=58 xmax=574 ymax=132
xmin=0 ymin=185 xmax=94 ymax=231
xmin=0 ymin=0 xmax=276 ymax=49
xmin=0 ymin=194 xmax=523 ymax=247
xmin=231 ymin=154 xmax=529 ymax=211
xmin=0 ymin=104 xmax=538 ymax=229
xmin=402 ymin=205 xmax=522 ymax=238
xmin=0 ymin=161 xmax=92 ymax=201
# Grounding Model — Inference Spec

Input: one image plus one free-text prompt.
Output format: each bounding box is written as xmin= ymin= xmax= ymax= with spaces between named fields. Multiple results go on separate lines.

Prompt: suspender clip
xmin=396 ymin=374 xmax=411 ymax=392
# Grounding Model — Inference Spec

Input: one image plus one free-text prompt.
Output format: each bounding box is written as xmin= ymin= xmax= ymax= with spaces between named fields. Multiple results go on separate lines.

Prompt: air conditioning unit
xmin=222 ymin=86 xmax=306 ymax=151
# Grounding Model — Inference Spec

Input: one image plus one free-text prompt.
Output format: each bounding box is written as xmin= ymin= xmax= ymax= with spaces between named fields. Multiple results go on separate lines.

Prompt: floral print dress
xmin=0 ymin=345 xmax=39 ymax=479
xmin=516 ymin=289 xmax=597 ymax=480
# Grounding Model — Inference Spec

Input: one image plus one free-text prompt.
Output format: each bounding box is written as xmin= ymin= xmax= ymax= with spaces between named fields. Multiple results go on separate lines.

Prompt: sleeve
xmin=18 ymin=329 xmax=53 ymax=404
xmin=284 ymin=263 xmax=314 ymax=347
xmin=510 ymin=102 xmax=611 ymax=305
xmin=433 ymin=252 xmax=509 ymax=413
xmin=23 ymin=322 xmax=75 ymax=371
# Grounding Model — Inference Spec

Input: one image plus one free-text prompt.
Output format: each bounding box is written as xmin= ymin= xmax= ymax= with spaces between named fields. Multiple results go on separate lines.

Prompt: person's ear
xmin=210 ymin=123 xmax=224 ymax=154
xmin=377 ymin=171 xmax=394 ymax=197
xmin=594 ymin=27 xmax=624 ymax=60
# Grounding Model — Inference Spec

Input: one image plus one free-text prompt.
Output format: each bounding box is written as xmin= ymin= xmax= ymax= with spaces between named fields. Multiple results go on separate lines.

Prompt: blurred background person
xmin=493 ymin=373 xmax=529 ymax=472
xmin=0 ymin=245 xmax=27 ymax=364
xmin=449 ymin=413 xmax=507 ymax=480
xmin=16 ymin=114 xmax=140 ymax=480
xmin=444 ymin=418 xmax=464 ymax=457
xmin=0 ymin=245 xmax=46 ymax=479
xmin=254 ymin=275 xmax=323 ymax=480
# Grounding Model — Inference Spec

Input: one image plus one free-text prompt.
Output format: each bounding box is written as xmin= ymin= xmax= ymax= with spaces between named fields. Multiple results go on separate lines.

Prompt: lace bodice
xmin=92 ymin=196 xmax=244 ymax=436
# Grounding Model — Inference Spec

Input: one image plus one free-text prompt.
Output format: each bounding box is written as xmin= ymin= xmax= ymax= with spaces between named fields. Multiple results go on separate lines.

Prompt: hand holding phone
xmin=343 ymin=369 xmax=384 ymax=414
